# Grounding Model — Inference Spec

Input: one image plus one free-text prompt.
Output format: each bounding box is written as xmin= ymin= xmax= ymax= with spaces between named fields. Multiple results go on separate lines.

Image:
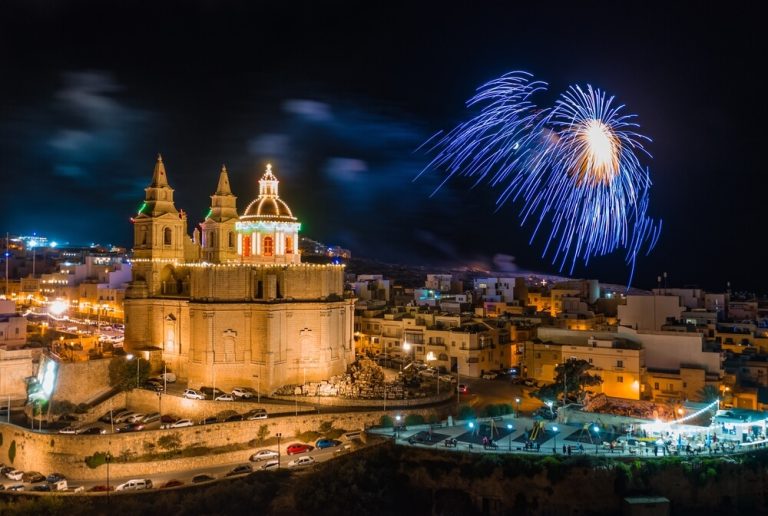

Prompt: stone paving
xmin=370 ymin=416 xmax=750 ymax=458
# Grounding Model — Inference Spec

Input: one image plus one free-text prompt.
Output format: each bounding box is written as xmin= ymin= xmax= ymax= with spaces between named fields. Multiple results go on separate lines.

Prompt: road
xmin=0 ymin=442 xmax=354 ymax=492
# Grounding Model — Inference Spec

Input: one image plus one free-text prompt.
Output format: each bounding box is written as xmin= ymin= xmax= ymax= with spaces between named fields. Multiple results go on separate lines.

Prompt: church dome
xmin=240 ymin=164 xmax=297 ymax=222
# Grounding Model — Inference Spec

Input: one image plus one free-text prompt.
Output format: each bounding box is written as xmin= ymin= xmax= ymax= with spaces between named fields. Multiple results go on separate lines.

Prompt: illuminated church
xmin=124 ymin=156 xmax=355 ymax=394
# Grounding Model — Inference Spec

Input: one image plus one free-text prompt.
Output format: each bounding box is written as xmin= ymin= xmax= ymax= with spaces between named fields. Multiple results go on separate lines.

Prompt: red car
xmin=286 ymin=443 xmax=314 ymax=455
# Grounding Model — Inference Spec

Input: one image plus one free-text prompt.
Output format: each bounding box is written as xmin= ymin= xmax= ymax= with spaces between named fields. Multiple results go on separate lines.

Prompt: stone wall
xmin=124 ymin=388 xmax=313 ymax=420
xmin=52 ymin=358 xmax=112 ymax=405
xmin=0 ymin=406 xmax=445 ymax=480
xmin=270 ymin=389 xmax=454 ymax=407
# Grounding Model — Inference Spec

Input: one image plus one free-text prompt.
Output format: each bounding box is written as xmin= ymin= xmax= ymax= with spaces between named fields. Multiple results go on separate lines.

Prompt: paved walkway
xmin=369 ymin=416 xmax=749 ymax=458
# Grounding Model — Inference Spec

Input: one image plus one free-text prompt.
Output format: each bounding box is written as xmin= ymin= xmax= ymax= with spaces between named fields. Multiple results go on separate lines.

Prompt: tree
xmin=533 ymin=358 xmax=602 ymax=404
xmin=696 ymin=384 xmax=720 ymax=402
xmin=108 ymin=357 xmax=151 ymax=391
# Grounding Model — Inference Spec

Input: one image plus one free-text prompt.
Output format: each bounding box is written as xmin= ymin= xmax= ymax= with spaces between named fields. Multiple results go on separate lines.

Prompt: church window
xmin=228 ymin=232 xmax=235 ymax=248
xmin=243 ymin=235 xmax=251 ymax=257
xmin=139 ymin=227 xmax=148 ymax=246
xmin=285 ymin=236 xmax=293 ymax=254
xmin=164 ymin=227 xmax=172 ymax=246
xmin=208 ymin=231 xmax=215 ymax=248
xmin=263 ymin=236 xmax=274 ymax=256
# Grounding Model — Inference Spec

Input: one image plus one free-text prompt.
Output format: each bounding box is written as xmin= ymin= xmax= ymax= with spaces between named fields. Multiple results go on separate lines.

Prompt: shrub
xmin=257 ymin=424 xmax=270 ymax=442
xmin=458 ymin=405 xmax=476 ymax=421
xmin=380 ymin=415 xmax=394 ymax=428
xmin=8 ymin=440 xmax=16 ymax=463
xmin=158 ymin=433 xmax=182 ymax=454
xmin=319 ymin=420 xmax=334 ymax=433
xmin=85 ymin=451 xmax=108 ymax=469
xmin=405 ymin=414 xmax=425 ymax=426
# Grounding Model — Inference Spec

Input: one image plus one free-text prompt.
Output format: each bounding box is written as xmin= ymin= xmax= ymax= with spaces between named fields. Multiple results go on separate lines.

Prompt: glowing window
xmin=243 ymin=235 xmax=251 ymax=257
xmin=263 ymin=236 xmax=274 ymax=256
xmin=164 ymin=227 xmax=172 ymax=246
xmin=285 ymin=236 xmax=293 ymax=254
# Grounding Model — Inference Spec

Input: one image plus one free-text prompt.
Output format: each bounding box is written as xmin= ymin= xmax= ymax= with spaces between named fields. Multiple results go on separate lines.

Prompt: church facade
xmin=124 ymin=156 xmax=355 ymax=394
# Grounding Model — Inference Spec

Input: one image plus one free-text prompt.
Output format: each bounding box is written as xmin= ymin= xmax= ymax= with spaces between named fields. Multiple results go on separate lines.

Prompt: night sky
xmin=0 ymin=2 xmax=762 ymax=292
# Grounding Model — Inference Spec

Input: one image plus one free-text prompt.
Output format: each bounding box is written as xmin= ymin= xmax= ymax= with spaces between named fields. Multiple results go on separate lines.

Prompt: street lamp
xmin=276 ymin=432 xmax=282 ymax=469
xmin=426 ymin=351 xmax=439 ymax=397
xmin=552 ymin=425 xmax=559 ymax=453
xmin=395 ymin=414 xmax=402 ymax=439
xmin=507 ymin=423 xmax=513 ymax=451
xmin=546 ymin=400 xmax=554 ymax=418
xmin=515 ymin=398 xmax=521 ymax=418
xmin=593 ymin=425 xmax=600 ymax=453
xmin=126 ymin=354 xmax=141 ymax=389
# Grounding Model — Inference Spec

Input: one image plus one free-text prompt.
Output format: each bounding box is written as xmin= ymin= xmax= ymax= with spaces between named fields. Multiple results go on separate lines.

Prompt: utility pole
xmin=4 ymin=232 xmax=9 ymax=297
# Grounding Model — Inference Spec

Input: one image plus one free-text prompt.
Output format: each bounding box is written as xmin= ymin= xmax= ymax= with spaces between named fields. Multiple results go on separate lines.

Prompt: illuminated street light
xmin=507 ymin=423 xmax=513 ymax=451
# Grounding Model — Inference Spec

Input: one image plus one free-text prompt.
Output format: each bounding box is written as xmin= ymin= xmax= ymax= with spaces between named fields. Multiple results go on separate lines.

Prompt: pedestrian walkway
xmin=368 ymin=415 xmax=756 ymax=459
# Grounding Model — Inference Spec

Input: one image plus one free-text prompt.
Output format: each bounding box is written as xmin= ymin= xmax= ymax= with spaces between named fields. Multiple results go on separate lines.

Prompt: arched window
xmin=243 ymin=235 xmax=251 ymax=257
xmin=285 ymin=236 xmax=293 ymax=254
xmin=263 ymin=236 xmax=274 ymax=256
xmin=228 ymin=232 xmax=235 ymax=248
xmin=208 ymin=231 xmax=215 ymax=248
xmin=139 ymin=227 xmax=148 ymax=246
xmin=164 ymin=227 xmax=172 ymax=246
xmin=439 ymin=353 xmax=449 ymax=361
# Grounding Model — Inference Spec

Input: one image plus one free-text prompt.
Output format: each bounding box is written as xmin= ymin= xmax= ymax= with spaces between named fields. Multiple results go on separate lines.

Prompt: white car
xmin=183 ymin=389 xmax=205 ymax=400
xmin=246 ymin=410 xmax=268 ymax=420
xmin=126 ymin=413 xmax=146 ymax=423
xmin=168 ymin=418 xmax=194 ymax=428
xmin=232 ymin=387 xmax=254 ymax=399
xmin=5 ymin=469 xmax=24 ymax=481
xmin=250 ymin=449 xmax=279 ymax=462
xmin=287 ymin=456 xmax=315 ymax=468
xmin=260 ymin=459 xmax=279 ymax=470
xmin=115 ymin=478 xmax=153 ymax=491
xmin=215 ymin=394 xmax=235 ymax=402
xmin=113 ymin=412 xmax=138 ymax=424
xmin=58 ymin=426 xmax=79 ymax=434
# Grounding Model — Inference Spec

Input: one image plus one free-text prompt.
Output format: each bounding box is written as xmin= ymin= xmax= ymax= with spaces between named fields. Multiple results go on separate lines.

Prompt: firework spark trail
xmin=419 ymin=71 xmax=661 ymax=284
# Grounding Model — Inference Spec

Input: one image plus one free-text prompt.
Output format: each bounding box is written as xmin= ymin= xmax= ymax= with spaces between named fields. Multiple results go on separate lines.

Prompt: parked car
xmin=439 ymin=374 xmax=456 ymax=383
xmin=225 ymin=413 xmax=244 ymax=422
xmin=88 ymin=485 xmax=114 ymax=492
xmin=142 ymin=412 xmax=161 ymax=424
xmin=287 ymin=456 xmax=315 ymax=468
xmin=46 ymin=473 xmax=66 ymax=484
xmin=192 ymin=474 xmax=215 ymax=483
xmin=31 ymin=484 xmax=51 ymax=492
xmin=523 ymin=379 xmax=537 ymax=387
xmin=58 ymin=426 xmax=79 ymax=435
xmin=167 ymin=418 xmax=194 ymax=428
xmin=23 ymin=471 xmax=45 ymax=483
xmin=231 ymin=387 xmax=254 ymax=399
xmin=115 ymin=478 xmax=153 ymax=491
xmin=5 ymin=470 xmax=24 ymax=481
xmin=215 ymin=394 xmax=235 ymax=402
xmin=7 ymin=484 xmax=24 ymax=491
xmin=142 ymin=381 xmax=163 ymax=392
xmin=160 ymin=414 xmax=179 ymax=424
xmin=286 ymin=443 xmax=314 ymax=455
xmin=159 ymin=372 xmax=177 ymax=383
xmin=245 ymin=409 xmax=268 ymax=420
xmin=183 ymin=389 xmax=206 ymax=400
xmin=125 ymin=413 xmax=146 ymax=423
xmin=458 ymin=384 xmax=469 ymax=394
xmin=99 ymin=408 xmax=128 ymax=423
xmin=315 ymin=438 xmax=342 ymax=449
xmin=79 ymin=426 xmax=107 ymax=435
xmin=199 ymin=416 xmax=219 ymax=425
xmin=250 ymin=449 xmax=279 ymax=462
xmin=113 ymin=412 xmax=138 ymax=424
xmin=160 ymin=479 xmax=185 ymax=489
xmin=200 ymin=387 xmax=225 ymax=399
xmin=226 ymin=464 xmax=253 ymax=476
xmin=481 ymin=372 xmax=497 ymax=380
xmin=117 ymin=422 xmax=145 ymax=433
xmin=260 ymin=459 xmax=279 ymax=470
